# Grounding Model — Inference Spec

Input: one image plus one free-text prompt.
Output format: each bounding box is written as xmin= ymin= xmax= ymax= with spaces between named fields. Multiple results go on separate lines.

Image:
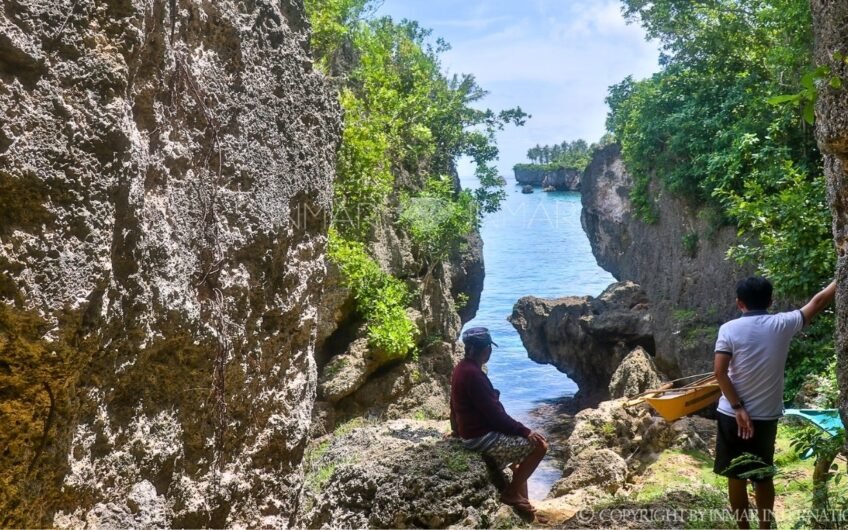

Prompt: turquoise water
xmin=460 ymin=178 xmax=616 ymax=498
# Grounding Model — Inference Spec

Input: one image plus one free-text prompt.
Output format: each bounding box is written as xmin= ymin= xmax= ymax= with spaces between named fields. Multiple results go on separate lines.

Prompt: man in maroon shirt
xmin=450 ymin=327 xmax=548 ymax=515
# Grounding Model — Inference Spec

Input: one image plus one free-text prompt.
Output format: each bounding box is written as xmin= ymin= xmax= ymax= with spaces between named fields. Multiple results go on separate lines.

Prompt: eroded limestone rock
xmin=608 ymin=346 xmax=664 ymax=399
xmin=581 ymin=144 xmax=750 ymax=377
xmin=811 ymin=1 xmax=848 ymax=432
xmin=509 ymin=281 xmax=654 ymax=399
xmin=0 ymin=1 xmax=339 ymax=526
xmin=299 ymin=419 xmax=501 ymax=529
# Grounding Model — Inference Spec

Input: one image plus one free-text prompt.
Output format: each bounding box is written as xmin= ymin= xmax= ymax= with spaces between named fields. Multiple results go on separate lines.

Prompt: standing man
xmin=450 ymin=327 xmax=548 ymax=517
xmin=713 ymin=277 xmax=836 ymax=529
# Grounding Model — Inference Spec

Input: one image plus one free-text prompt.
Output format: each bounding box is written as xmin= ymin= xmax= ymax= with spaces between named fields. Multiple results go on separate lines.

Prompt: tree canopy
xmin=608 ymin=0 xmax=836 ymax=399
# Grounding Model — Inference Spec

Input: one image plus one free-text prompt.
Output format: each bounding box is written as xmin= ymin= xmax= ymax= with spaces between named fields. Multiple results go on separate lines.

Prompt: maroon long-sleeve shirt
xmin=450 ymin=358 xmax=531 ymax=439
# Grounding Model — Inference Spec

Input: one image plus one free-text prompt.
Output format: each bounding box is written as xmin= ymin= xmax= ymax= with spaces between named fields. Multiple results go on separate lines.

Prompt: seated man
xmin=450 ymin=327 xmax=548 ymax=515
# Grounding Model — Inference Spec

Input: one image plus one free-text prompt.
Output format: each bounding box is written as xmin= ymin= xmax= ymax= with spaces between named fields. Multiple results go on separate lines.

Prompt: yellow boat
xmin=644 ymin=375 xmax=721 ymax=422
xmin=624 ymin=374 xmax=722 ymax=422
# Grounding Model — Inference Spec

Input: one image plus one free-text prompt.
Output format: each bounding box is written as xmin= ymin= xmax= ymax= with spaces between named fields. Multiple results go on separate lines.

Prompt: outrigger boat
xmin=624 ymin=373 xmax=721 ymax=422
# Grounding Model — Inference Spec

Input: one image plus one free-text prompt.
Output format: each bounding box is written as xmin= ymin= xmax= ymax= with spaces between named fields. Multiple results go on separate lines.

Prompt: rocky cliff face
xmin=581 ymin=145 xmax=750 ymax=376
xmin=811 ymin=1 xmax=848 ymax=430
xmin=0 ymin=1 xmax=339 ymax=527
xmin=514 ymin=166 xmax=581 ymax=191
xmin=311 ymin=196 xmax=484 ymax=437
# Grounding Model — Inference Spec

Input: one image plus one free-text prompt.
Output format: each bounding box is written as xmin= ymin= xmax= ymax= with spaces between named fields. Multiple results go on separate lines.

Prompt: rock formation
xmin=311 ymin=196 xmax=484 ymax=433
xmin=608 ymin=346 xmax=663 ymax=399
xmin=581 ymin=144 xmax=751 ymax=376
xmin=811 ymin=1 xmax=848 ymax=428
xmin=514 ymin=166 xmax=581 ymax=191
xmin=299 ymin=419 xmax=501 ymax=529
xmin=509 ymin=281 xmax=654 ymax=399
xmin=0 ymin=1 xmax=339 ymax=526
xmin=540 ymin=397 xmax=713 ymax=500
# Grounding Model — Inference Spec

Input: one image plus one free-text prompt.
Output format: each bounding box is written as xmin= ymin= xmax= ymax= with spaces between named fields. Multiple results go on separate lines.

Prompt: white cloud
xmin=379 ymin=0 xmax=661 ymax=174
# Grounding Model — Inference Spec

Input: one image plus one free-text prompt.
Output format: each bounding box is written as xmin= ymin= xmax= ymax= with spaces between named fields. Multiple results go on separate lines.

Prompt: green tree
xmin=306 ymin=0 xmax=526 ymax=357
xmin=608 ymin=0 xmax=835 ymax=408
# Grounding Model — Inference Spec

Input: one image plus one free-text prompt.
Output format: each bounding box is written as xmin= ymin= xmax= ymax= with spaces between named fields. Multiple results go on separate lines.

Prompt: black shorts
xmin=713 ymin=412 xmax=778 ymax=481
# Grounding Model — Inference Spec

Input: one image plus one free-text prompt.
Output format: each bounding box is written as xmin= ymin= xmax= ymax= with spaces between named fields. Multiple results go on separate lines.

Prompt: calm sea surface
xmin=460 ymin=177 xmax=616 ymax=498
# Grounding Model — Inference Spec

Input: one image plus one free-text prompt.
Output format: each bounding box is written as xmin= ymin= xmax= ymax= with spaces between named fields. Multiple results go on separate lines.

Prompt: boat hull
xmin=645 ymin=385 xmax=722 ymax=422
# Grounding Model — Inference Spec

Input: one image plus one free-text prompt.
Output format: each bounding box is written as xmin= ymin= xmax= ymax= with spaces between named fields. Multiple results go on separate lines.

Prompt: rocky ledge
xmin=298 ymin=419 xmax=501 ymax=529
xmin=509 ymin=281 xmax=655 ymax=400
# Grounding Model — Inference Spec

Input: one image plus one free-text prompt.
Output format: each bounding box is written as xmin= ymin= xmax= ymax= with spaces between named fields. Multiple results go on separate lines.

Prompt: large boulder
xmin=549 ymin=448 xmax=628 ymax=497
xmin=509 ymin=281 xmax=654 ymax=399
xmin=298 ymin=420 xmax=501 ymax=528
xmin=0 ymin=1 xmax=339 ymax=526
xmin=581 ymin=144 xmax=751 ymax=377
xmin=608 ymin=346 xmax=664 ymax=399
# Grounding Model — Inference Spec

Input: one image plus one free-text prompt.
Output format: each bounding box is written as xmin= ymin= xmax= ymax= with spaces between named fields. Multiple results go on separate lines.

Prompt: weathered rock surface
xmin=314 ymin=179 xmax=484 ymax=429
xmin=811 ymin=1 xmax=848 ymax=430
xmin=539 ymin=398 xmax=706 ymax=504
xmin=514 ymin=166 xmax=581 ymax=191
xmin=608 ymin=346 xmax=664 ymax=399
xmin=509 ymin=281 xmax=654 ymax=399
xmin=550 ymin=448 xmax=628 ymax=497
xmin=581 ymin=144 xmax=751 ymax=377
xmin=298 ymin=419 xmax=501 ymax=529
xmin=0 ymin=1 xmax=339 ymax=527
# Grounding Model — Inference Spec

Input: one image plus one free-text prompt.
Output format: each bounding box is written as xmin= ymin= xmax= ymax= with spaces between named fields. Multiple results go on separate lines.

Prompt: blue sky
xmin=375 ymin=0 xmax=661 ymax=177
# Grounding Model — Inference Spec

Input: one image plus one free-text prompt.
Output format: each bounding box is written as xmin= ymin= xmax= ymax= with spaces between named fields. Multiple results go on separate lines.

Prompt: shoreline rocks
xmin=514 ymin=166 xmax=581 ymax=191
xmin=509 ymin=281 xmax=654 ymax=400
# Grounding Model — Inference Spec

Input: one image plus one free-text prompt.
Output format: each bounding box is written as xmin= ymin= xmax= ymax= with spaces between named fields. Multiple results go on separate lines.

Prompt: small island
xmin=513 ymin=138 xmax=609 ymax=191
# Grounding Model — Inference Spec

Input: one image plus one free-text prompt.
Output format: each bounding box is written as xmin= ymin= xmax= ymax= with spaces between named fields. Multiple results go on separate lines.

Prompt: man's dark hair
xmin=736 ymin=276 xmax=773 ymax=310
xmin=464 ymin=339 xmax=487 ymax=359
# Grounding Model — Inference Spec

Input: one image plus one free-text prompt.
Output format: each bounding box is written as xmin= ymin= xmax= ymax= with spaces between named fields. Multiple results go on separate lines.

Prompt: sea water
xmin=461 ymin=177 xmax=616 ymax=498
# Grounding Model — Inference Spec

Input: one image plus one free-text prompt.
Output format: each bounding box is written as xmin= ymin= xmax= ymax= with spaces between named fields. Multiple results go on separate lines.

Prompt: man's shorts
xmin=463 ymin=433 xmax=534 ymax=470
xmin=713 ymin=412 xmax=779 ymax=481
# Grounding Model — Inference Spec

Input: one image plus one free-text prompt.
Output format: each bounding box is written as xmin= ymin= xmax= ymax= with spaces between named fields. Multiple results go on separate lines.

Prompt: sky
xmin=375 ymin=0 xmax=661 ymax=177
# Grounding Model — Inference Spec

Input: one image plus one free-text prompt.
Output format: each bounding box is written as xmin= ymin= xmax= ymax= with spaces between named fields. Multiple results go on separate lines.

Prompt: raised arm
xmin=800 ymin=281 xmax=837 ymax=325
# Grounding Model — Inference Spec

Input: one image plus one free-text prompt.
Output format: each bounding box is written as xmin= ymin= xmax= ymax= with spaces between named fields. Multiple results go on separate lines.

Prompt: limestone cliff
xmin=514 ymin=165 xmax=581 ymax=191
xmin=312 ymin=179 xmax=484 ymax=434
xmin=581 ymin=144 xmax=750 ymax=377
xmin=811 ymin=1 xmax=848 ymax=430
xmin=0 ymin=1 xmax=339 ymax=527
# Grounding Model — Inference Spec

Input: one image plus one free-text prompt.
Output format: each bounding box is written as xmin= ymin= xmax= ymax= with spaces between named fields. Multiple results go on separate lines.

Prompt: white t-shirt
xmin=715 ymin=309 xmax=805 ymax=420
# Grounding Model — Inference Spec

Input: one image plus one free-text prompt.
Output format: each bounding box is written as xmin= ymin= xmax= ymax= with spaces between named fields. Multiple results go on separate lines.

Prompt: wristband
xmin=732 ymin=400 xmax=745 ymax=410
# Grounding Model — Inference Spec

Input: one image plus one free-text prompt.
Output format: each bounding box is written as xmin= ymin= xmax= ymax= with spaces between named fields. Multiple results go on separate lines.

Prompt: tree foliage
xmin=514 ymin=136 xmax=612 ymax=173
xmin=307 ymin=0 xmax=526 ymax=240
xmin=608 ymin=0 xmax=836 ymax=399
xmin=306 ymin=0 xmax=525 ymax=357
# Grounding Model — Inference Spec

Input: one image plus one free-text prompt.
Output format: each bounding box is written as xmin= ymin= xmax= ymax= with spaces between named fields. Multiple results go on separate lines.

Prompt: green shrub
xmin=681 ymin=232 xmax=699 ymax=257
xmin=328 ymin=230 xmax=416 ymax=361
xmin=399 ymin=176 xmax=476 ymax=267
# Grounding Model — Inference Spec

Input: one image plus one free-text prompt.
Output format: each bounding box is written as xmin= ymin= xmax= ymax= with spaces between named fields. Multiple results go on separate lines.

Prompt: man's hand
xmin=527 ymin=430 xmax=549 ymax=450
xmin=736 ymin=408 xmax=754 ymax=440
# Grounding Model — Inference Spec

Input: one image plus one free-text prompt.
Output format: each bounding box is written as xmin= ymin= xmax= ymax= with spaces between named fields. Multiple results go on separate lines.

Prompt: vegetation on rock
xmin=514 ymin=137 xmax=612 ymax=173
xmin=306 ymin=0 xmax=525 ymax=359
xmin=606 ymin=0 xmax=835 ymax=403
